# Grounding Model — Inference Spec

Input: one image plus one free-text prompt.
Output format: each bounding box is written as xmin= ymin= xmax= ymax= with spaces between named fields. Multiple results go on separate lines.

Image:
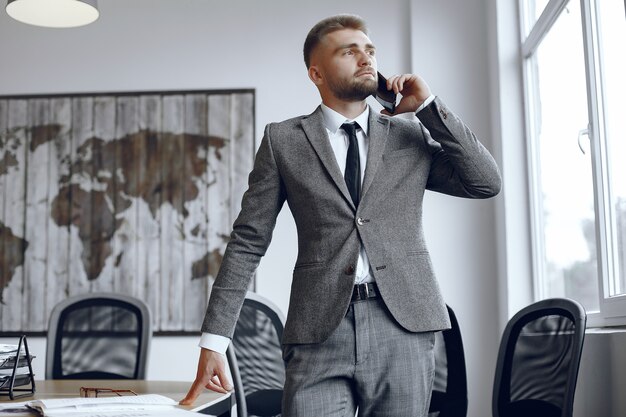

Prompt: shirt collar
xmin=320 ymin=103 xmax=370 ymax=135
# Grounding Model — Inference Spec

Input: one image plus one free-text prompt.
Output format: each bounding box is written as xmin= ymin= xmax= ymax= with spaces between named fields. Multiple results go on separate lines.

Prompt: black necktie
xmin=341 ymin=123 xmax=360 ymax=207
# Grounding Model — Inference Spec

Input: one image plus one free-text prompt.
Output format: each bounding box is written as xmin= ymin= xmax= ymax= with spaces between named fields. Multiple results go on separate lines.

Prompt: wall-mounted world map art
xmin=0 ymin=90 xmax=255 ymax=333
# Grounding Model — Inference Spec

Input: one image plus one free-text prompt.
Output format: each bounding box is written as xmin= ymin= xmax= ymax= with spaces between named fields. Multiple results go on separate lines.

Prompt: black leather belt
xmin=351 ymin=282 xmax=379 ymax=302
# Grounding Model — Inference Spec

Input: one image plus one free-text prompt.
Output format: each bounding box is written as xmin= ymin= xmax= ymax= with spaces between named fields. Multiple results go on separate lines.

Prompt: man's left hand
xmin=382 ymin=74 xmax=432 ymax=115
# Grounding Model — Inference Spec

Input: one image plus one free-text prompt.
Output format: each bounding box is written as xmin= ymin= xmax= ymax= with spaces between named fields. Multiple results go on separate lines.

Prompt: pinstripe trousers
xmin=281 ymin=297 xmax=436 ymax=417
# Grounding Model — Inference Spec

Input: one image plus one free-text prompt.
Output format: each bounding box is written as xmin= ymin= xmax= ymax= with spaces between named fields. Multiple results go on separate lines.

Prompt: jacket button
xmin=439 ymin=108 xmax=448 ymax=119
xmin=345 ymin=265 xmax=355 ymax=275
xmin=357 ymin=217 xmax=364 ymax=226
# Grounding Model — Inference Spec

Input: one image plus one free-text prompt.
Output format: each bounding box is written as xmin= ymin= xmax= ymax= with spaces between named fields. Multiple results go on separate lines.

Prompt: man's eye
xmin=368 ymin=50 xmax=376 ymax=56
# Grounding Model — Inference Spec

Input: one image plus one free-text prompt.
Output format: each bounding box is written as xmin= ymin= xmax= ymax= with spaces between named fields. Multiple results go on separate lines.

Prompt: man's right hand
xmin=180 ymin=348 xmax=233 ymax=405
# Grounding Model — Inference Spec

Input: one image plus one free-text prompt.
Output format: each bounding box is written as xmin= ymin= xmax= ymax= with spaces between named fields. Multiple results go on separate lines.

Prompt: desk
xmin=0 ymin=380 xmax=232 ymax=416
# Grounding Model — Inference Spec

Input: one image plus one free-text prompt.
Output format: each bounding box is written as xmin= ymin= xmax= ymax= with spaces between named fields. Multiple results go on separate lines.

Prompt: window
xmin=520 ymin=0 xmax=626 ymax=325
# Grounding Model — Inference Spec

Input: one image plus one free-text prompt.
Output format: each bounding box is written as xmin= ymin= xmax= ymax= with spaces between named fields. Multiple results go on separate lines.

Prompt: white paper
xmin=0 ymin=400 xmax=37 ymax=417
xmin=0 ymin=399 xmax=30 ymax=409
xmin=29 ymin=394 xmax=177 ymax=410
xmin=2 ymin=394 xmax=216 ymax=417
xmin=0 ymin=345 xmax=18 ymax=355
xmin=42 ymin=410 xmax=205 ymax=417
xmin=24 ymin=394 xmax=205 ymax=416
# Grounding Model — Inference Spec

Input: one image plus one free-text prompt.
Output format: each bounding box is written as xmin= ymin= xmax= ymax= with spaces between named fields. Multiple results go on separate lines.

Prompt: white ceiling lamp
xmin=6 ymin=0 xmax=99 ymax=28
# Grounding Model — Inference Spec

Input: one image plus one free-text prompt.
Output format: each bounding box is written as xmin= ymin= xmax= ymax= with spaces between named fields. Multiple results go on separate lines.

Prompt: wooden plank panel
xmin=0 ymin=100 xmax=7 ymax=306
xmin=45 ymin=98 xmax=71 ymax=320
xmin=205 ymin=94 xmax=232 ymax=304
xmin=230 ymin=93 xmax=255 ymax=290
xmin=160 ymin=95 xmax=184 ymax=331
xmin=1 ymin=100 xmax=28 ymax=330
xmin=137 ymin=95 xmax=161 ymax=328
xmin=89 ymin=96 xmax=115 ymax=293
xmin=74 ymin=96 xmax=117 ymax=331
xmin=182 ymin=94 xmax=209 ymax=331
xmin=230 ymin=93 xmax=255 ymax=222
xmin=113 ymin=96 xmax=139 ymax=296
xmin=65 ymin=97 xmax=93 ymax=297
xmin=0 ymin=100 xmax=13 ymax=329
xmin=23 ymin=98 xmax=49 ymax=331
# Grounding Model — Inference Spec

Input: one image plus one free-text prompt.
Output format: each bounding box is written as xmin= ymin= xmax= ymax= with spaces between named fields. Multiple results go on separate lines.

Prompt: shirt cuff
xmin=199 ymin=332 xmax=231 ymax=355
xmin=416 ymin=94 xmax=436 ymax=113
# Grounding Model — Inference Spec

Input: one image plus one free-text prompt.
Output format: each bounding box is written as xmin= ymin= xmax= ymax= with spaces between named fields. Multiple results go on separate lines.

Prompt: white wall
xmin=486 ymin=0 xmax=534 ymax=331
xmin=0 ymin=1 xmax=500 ymax=416
xmin=410 ymin=2 xmax=500 ymax=415
xmin=574 ymin=330 xmax=626 ymax=416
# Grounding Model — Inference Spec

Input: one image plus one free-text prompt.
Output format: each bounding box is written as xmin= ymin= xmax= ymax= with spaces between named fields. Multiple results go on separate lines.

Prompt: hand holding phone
xmin=373 ymin=72 xmax=397 ymax=113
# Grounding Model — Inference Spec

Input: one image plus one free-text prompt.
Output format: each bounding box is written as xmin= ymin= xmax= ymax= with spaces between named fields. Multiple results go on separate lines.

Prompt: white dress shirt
xmin=199 ymin=95 xmax=436 ymax=354
xmin=319 ymin=103 xmax=374 ymax=285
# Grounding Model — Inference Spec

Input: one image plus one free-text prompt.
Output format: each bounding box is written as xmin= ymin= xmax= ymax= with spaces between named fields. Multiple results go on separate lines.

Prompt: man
xmin=181 ymin=14 xmax=501 ymax=416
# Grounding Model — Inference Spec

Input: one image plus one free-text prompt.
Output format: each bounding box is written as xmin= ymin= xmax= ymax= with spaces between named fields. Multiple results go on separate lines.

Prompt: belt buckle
xmin=362 ymin=283 xmax=372 ymax=299
xmin=352 ymin=284 xmax=363 ymax=302
xmin=356 ymin=284 xmax=366 ymax=300
xmin=355 ymin=283 xmax=372 ymax=301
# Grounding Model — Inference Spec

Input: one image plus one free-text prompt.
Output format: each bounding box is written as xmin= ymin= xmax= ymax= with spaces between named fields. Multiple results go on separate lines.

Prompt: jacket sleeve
xmin=201 ymin=123 xmax=286 ymax=338
xmin=417 ymin=96 xmax=502 ymax=198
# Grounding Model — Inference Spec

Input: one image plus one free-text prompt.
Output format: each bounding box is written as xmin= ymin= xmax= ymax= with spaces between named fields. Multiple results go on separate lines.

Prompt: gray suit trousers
xmin=282 ymin=297 xmax=435 ymax=417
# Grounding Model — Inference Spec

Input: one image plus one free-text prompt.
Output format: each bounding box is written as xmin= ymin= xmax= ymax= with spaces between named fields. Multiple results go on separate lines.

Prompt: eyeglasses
xmin=79 ymin=387 xmax=138 ymax=398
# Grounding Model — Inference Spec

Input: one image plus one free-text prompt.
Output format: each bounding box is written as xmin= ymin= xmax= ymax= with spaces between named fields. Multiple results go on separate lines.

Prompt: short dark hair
xmin=303 ymin=14 xmax=369 ymax=68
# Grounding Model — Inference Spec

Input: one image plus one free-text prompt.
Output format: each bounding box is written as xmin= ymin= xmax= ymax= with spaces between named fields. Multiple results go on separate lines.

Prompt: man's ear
xmin=308 ymin=65 xmax=323 ymax=86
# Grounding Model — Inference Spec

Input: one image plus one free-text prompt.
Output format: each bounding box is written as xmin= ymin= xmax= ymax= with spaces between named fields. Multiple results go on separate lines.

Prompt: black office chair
xmin=492 ymin=298 xmax=586 ymax=417
xmin=227 ymin=292 xmax=285 ymax=417
xmin=428 ymin=304 xmax=468 ymax=417
xmin=45 ymin=292 xmax=151 ymax=379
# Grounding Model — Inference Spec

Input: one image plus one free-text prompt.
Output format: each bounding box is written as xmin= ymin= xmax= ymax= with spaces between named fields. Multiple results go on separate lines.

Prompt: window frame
xmin=519 ymin=0 xmax=626 ymax=327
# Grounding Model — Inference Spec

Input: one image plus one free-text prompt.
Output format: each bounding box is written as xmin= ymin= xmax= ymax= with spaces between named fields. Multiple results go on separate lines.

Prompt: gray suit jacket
xmin=201 ymin=97 xmax=501 ymax=345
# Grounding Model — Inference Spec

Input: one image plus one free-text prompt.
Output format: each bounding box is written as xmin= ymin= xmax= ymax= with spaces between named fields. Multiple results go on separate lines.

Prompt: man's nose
xmin=357 ymin=51 xmax=372 ymax=66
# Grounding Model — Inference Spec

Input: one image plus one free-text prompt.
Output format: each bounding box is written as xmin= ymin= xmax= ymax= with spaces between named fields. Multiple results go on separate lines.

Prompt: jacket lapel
xmin=302 ymin=107 xmax=355 ymax=208
xmin=361 ymin=111 xmax=389 ymax=199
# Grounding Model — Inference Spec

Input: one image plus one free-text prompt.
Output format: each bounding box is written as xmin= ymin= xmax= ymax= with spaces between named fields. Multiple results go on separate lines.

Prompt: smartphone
xmin=373 ymin=72 xmax=397 ymax=113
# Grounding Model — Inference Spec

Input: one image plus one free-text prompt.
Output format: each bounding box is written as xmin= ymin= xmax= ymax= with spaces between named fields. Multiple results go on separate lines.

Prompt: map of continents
xmin=0 ymin=93 xmax=253 ymax=331
xmin=0 ymin=127 xmax=226 ymax=291
xmin=49 ymin=130 xmax=227 ymax=281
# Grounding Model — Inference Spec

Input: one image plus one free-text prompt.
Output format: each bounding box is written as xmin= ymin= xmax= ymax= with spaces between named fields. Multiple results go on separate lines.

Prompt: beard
xmin=327 ymin=73 xmax=378 ymax=101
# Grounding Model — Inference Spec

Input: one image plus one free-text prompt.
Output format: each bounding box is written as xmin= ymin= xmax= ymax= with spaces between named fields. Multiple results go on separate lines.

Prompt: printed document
xmin=0 ymin=394 xmax=213 ymax=417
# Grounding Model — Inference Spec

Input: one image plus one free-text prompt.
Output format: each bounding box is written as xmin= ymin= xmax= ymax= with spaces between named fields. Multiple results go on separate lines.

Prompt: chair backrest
xmin=227 ymin=291 xmax=285 ymax=417
xmin=428 ymin=304 xmax=468 ymax=417
xmin=492 ymin=298 xmax=586 ymax=417
xmin=45 ymin=292 xmax=151 ymax=380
